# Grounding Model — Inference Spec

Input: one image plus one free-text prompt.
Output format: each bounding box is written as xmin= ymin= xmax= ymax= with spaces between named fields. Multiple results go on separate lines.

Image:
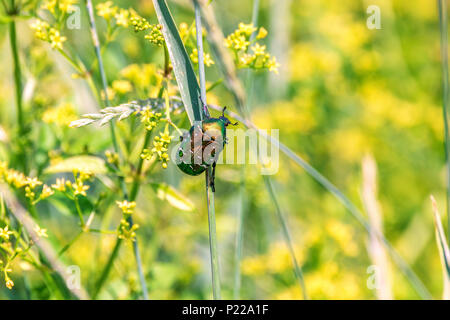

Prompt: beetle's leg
xmin=210 ymin=162 xmax=216 ymax=192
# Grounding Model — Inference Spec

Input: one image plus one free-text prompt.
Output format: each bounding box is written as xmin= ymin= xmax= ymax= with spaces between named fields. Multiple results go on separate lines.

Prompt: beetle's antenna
xmin=222 ymin=106 xmax=227 ymax=117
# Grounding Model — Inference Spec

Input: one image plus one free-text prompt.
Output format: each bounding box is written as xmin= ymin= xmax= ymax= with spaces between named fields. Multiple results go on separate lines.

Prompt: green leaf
xmin=151 ymin=183 xmax=195 ymax=212
xmin=44 ymin=156 xmax=107 ymax=174
xmin=431 ymin=196 xmax=450 ymax=299
xmin=152 ymin=0 xmax=203 ymax=123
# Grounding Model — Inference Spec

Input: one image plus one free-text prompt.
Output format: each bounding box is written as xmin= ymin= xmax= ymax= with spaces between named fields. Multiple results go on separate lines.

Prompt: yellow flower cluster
xmin=96 ymin=1 xmax=118 ymax=21
xmin=142 ymin=129 xmax=173 ymax=169
xmin=0 ymin=226 xmax=13 ymax=241
xmin=34 ymin=225 xmax=48 ymax=239
xmin=117 ymin=219 xmax=139 ymax=241
xmin=190 ymin=49 xmax=215 ymax=67
xmin=51 ymin=170 xmax=92 ymax=198
xmin=116 ymin=200 xmax=136 ymax=215
xmin=71 ymin=171 xmax=92 ymax=197
xmin=128 ymin=11 xmax=165 ymax=46
xmin=43 ymin=0 xmax=77 ymax=14
xmin=42 ymin=103 xmax=78 ymax=127
xmin=0 ymin=162 xmax=56 ymax=202
xmin=241 ymin=242 xmax=303 ymax=276
xmin=30 ymin=19 xmax=67 ymax=50
xmin=225 ymin=23 xmax=279 ymax=73
xmin=119 ymin=64 xmax=163 ymax=96
xmin=112 ymin=80 xmax=133 ymax=95
xmin=105 ymin=150 xmax=119 ymax=166
xmin=140 ymin=108 xmax=162 ymax=131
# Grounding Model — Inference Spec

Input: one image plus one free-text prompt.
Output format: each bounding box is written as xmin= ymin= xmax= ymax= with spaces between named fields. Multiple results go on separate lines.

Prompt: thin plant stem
xmin=92 ymin=238 xmax=121 ymax=299
xmin=438 ymin=0 xmax=450 ymax=247
xmin=263 ymin=176 xmax=308 ymax=299
xmin=74 ymin=197 xmax=85 ymax=227
xmin=194 ymin=0 xmax=221 ymax=299
xmin=9 ymin=19 xmax=27 ymax=173
xmin=206 ymin=170 xmax=221 ymax=299
xmin=84 ymin=0 xmax=148 ymax=300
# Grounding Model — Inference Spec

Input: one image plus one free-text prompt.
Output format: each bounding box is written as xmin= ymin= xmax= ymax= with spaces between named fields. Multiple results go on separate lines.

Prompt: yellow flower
xmin=73 ymin=181 xmax=89 ymax=197
xmin=5 ymin=278 xmax=14 ymax=290
xmin=41 ymin=185 xmax=54 ymax=199
xmin=59 ymin=0 xmax=77 ymax=13
xmin=25 ymin=177 xmax=42 ymax=189
xmin=204 ymin=53 xmax=215 ymax=67
xmin=233 ymin=35 xmax=250 ymax=51
xmin=34 ymin=225 xmax=48 ymax=238
xmin=240 ymin=53 xmax=255 ymax=66
xmin=96 ymin=1 xmax=118 ymax=21
xmin=0 ymin=226 xmax=13 ymax=241
xmin=116 ymin=200 xmax=136 ymax=215
xmin=117 ymin=219 xmax=139 ymax=241
xmin=49 ymin=29 xmax=66 ymax=50
xmin=238 ymin=22 xmax=257 ymax=36
xmin=256 ymin=27 xmax=268 ymax=39
xmin=152 ymin=141 xmax=167 ymax=157
xmin=179 ymin=22 xmax=190 ymax=40
xmin=25 ymin=186 xmax=35 ymax=200
xmin=112 ymin=80 xmax=133 ymax=94
xmin=42 ymin=103 xmax=78 ymax=126
xmin=159 ymin=131 xmax=173 ymax=144
xmin=115 ymin=9 xmax=129 ymax=27
xmin=251 ymin=43 xmax=266 ymax=56
xmin=52 ymin=178 xmax=66 ymax=192
xmin=266 ymin=56 xmax=280 ymax=74
xmin=105 ymin=150 xmax=119 ymax=165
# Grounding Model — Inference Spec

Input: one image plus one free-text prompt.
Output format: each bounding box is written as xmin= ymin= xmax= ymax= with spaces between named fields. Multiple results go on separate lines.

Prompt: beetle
xmin=176 ymin=105 xmax=237 ymax=192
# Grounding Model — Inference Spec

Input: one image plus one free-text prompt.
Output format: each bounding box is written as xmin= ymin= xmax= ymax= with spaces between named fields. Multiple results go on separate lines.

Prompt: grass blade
xmin=153 ymin=0 xmax=203 ymax=123
xmin=430 ymin=196 xmax=450 ymax=299
xmin=263 ymin=176 xmax=308 ymax=299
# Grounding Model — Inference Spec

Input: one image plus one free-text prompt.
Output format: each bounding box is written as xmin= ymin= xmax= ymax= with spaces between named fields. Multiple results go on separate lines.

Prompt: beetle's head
xmin=219 ymin=107 xmax=238 ymax=127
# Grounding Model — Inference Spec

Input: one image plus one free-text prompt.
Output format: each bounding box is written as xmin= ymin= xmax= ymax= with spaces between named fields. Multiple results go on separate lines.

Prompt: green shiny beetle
xmin=176 ymin=106 xmax=237 ymax=191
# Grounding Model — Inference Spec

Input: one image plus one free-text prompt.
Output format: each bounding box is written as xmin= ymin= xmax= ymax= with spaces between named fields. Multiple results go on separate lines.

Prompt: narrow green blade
xmin=152 ymin=0 xmax=203 ymax=123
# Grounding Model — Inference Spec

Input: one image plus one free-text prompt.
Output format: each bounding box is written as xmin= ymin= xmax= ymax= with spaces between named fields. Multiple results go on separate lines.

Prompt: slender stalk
xmin=92 ymin=238 xmax=121 ymax=299
xmin=74 ymin=196 xmax=85 ymax=227
xmin=194 ymin=1 xmax=221 ymax=299
xmin=84 ymin=0 xmax=148 ymax=299
xmin=263 ymin=176 xmax=308 ymax=299
xmin=206 ymin=170 xmax=221 ymax=299
xmin=9 ymin=19 xmax=27 ymax=173
xmin=438 ymin=0 xmax=450 ymax=247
